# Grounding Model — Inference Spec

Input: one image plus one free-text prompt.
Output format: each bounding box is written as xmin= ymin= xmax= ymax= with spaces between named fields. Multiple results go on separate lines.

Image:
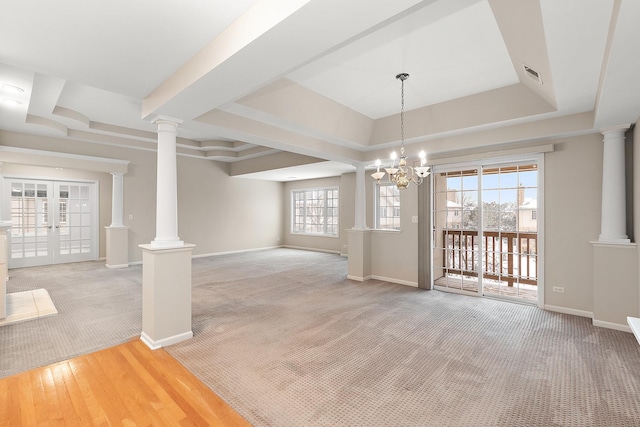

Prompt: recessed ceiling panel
xmin=0 ymin=0 xmax=260 ymax=98
xmin=288 ymin=0 xmax=518 ymax=119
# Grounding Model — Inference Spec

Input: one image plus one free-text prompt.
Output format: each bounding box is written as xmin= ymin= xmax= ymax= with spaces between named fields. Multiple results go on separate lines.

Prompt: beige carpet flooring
xmin=2 ymin=248 xmax=640 ymax=426
xmin=167 ymin=249 xmax=640 ymax=426
xmin=0 ymin=261 xmax=142 ymax=378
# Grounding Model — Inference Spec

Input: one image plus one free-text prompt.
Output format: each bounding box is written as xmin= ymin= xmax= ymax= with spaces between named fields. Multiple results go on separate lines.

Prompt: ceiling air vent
xmin=523 ymin=64 xmax=542 ymax=84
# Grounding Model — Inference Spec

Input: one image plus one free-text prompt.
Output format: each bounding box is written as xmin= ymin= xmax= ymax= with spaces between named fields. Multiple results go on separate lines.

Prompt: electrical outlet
xmin=411 ymin=216 xmax=418 ymax=223
xmin=552 ymin=286 xmax=564 ymax=293
xmin=128 ymin=214 xmax=133 ymax=220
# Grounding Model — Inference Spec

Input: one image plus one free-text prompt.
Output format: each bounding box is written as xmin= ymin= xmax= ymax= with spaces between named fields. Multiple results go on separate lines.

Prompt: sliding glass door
xmin=432 ymin=159 xmax=540 ymax=303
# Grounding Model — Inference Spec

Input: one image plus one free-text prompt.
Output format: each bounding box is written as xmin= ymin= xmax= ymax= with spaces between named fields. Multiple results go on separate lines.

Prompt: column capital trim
xmin=591 ymin=240 xmax=636 ymax=248
xmin=600 ymin=124 xmax=631 ymax=135
xmin=139 ymin=243 xmax=195 ymax=254
xmin=150 ymin=115 xmax=183 ymax=126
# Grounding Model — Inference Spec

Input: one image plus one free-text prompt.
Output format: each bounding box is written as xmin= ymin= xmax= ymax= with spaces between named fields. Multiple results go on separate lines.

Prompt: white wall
xmin=369 ymin=177 xmax=420 ymax=285
xmin=544 ymin=134 xmax=602 ymax=313
xmin=0 ymin=131 xmax=284 ymax=263
xmin=177 ymin=157 xmax=283 ymax=256
xmin=0 ymin=163 xmax=112 ymax=258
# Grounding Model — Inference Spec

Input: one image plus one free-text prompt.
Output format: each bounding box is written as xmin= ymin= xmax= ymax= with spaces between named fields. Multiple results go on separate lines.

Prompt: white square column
xmin=140 ymin=244 xmax=195 ymax=349
xmin=140 ymin=115 xmax=195 ymax=349
xmin=599 ymin=125 xmax=631 ymax=243
xmin=0 ymin=224 xmax=10 ymax=319
xmin=105 ymin=172 xmax=129 ymax=269
xmin=347 ymin=164 xmax=371 ymax=281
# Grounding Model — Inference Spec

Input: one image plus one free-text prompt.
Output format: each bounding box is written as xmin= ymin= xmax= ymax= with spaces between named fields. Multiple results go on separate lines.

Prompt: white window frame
xmin=291 ymin=187 xmax=339 ymax=237
xmin=430 ymin=152 xmax=545 ymax=309
xmin=375 ymin=182 xmax=401 ymax=231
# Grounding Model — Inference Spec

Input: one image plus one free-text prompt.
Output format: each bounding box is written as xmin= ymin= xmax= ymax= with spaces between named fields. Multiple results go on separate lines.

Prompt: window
xmin=376 ymin=183 xmax=400 ymax=230
xmin=291 ymin=187 xmax=339 ymax=236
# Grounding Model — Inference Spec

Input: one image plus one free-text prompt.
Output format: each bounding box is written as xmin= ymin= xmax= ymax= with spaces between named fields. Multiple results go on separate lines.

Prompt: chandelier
xmin=371 ymin=73 xmax=429 ymax=189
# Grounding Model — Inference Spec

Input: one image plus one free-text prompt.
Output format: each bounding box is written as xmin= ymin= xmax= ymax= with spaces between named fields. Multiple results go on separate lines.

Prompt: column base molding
xmin=105 ymin=263 xmax=129 ymax=269
xmin=592 ymin=242 xmax=638 ymax=329
xmin=140 ymin=330 xmax=193 ymax=350
xmin=592 ymin=319 xmax=631 ymax=333
xmin=347 ymin=229 xmax=371 ymax=282
xmin=105 ymin=226 xmax=129 ymax=269
xmin=347 ymin=274 xmax=372 ymax=282
xmin=140 ymin=243 xmax=195 ymax=350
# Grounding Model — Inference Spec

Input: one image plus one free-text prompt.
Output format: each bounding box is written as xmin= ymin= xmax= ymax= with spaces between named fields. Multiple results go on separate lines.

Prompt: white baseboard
xmin=544 ymin=305 xmax=593 ymax=319
xmin=282 ymin=245 xmax=340 ymax=255
xmin=545 ymin=305 xmax=632 ymax=333
xmin=105 ymin=263 xmax=129 ymax=269
xmin=127 ymin=245 xmax=285 ymax=265
xmin=140 ymin=331 xmax=193 ymax=350
xmin=347 ymin=274 xmax=418 ymax=287
xmin=192 ymin=245 xmax=283 ymax=259
xmin=592 ymin=319 xmax=632 ymax=333
xmin=372 ymin=275 xmax=418 ymax=288
xmin=347 ymin=274 xmax=372 ymax=282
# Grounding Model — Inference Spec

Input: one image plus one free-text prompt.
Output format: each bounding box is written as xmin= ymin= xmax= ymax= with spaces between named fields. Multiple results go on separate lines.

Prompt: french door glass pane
xmin=7 ymin=179 xmax=96 ymax=268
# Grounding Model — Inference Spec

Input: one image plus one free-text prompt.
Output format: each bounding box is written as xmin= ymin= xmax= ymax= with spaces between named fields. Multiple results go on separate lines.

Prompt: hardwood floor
xmin=0 ymin=339 xmax=251 ymax=427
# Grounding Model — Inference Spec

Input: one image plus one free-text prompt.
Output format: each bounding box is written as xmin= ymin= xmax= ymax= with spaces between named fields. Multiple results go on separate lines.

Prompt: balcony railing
xmin=442 ymin=230 xmax=537 ymax=287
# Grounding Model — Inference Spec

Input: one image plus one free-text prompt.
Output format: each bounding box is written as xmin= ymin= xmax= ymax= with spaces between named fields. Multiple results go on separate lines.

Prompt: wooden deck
xmin=435 ymin=275 xmax=538 ymax=301
xmin=0 ymin=339 xmax=250 ymax=427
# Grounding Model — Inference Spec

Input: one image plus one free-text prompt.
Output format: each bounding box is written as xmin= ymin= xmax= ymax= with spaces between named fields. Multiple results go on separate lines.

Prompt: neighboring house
xmin=518 ymin=197 xmax=538 ymax=233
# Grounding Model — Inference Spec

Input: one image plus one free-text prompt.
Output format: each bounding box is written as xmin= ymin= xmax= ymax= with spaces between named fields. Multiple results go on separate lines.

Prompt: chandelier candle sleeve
xmin=371 ymin=159 xmax=385 ymax=182
xmin=371 ymin=73 xmax=430 ymax=189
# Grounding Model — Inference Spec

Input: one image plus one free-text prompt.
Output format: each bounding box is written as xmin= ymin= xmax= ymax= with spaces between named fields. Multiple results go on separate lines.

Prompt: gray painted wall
xmin=0 ymin=131 xmax=284 ymax=263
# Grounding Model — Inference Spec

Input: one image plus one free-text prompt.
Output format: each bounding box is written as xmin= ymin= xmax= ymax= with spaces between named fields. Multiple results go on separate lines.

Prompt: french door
xmin=6 ymin=179 xmax=98 ymax=268
xmin=432 ymin=158 xmax=541 ymax=304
